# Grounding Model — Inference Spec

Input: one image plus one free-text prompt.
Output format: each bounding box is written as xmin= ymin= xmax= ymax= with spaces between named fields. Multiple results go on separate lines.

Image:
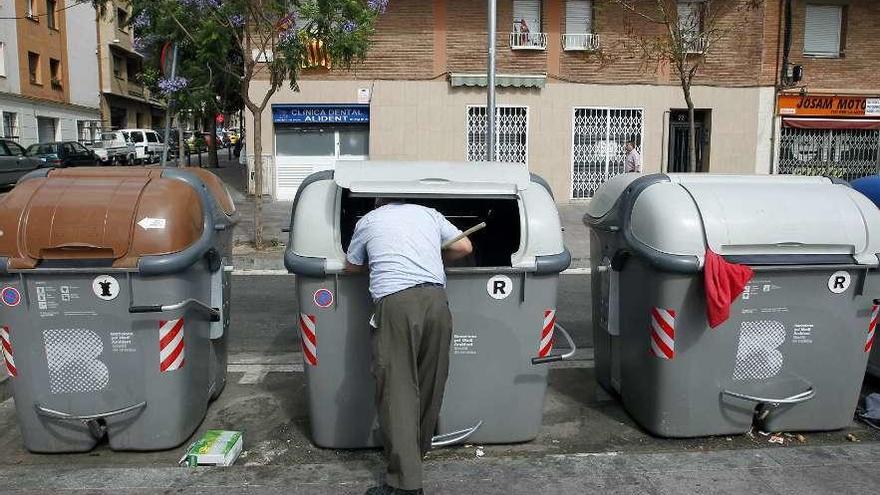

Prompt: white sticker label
xmin=137 ymin=217 xmax=167 ymax=230
xmin=828 ymin=271 xmax=851 ymax=294
xmin=453 ymin=334 xmax=477 ymax=355
xmin=92 ymin=275 xmax=120 ymax=301
xmin=487 ymin=275 xmax=513 ymax=300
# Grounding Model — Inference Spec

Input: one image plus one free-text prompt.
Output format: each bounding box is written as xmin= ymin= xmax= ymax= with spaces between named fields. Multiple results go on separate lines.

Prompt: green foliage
xmin=128 ymin=0 xmax=381 ymax=112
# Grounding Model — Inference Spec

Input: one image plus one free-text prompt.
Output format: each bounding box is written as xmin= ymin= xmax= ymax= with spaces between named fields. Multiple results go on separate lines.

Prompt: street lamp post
xmin=161 ymin=43 xmax=178 ymax=167
xmin=487 ymin=0 xmax=496 ymax=162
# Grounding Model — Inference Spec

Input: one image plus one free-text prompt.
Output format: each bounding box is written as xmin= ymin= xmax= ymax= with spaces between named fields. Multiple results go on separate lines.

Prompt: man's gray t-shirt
xmin=346 ymin=203 xmax=463 ymax=301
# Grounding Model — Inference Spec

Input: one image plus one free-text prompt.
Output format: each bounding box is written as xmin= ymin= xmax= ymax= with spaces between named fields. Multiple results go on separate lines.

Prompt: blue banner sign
xmin=272 ymin=104 xmax=370 ymax=124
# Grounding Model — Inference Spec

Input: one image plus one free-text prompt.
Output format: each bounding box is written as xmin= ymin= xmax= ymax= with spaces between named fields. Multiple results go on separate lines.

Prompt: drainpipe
xmin=487 ymin=0 xmax=497 ymax=161
xmin=95 ymin=8 xmax=106 ymax=130
xmin=769 ymin=0 xmax=792 ymax=175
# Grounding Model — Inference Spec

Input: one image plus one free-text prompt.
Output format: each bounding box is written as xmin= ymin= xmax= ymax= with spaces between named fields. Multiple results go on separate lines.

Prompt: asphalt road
xmin=0 ymin=274 xmax=879 ymax=493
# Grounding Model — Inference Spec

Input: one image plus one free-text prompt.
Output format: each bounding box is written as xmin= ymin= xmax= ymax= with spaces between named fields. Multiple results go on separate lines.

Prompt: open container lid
xmin=624 ymin=174 xmax=880 ymax=267
xmin=334 ymin=160 xmax=531 ymax=197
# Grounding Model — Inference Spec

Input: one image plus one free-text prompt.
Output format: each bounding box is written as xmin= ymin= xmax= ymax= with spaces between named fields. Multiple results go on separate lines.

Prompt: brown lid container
xmin=0 ymin=169 xmax=204 ymax=269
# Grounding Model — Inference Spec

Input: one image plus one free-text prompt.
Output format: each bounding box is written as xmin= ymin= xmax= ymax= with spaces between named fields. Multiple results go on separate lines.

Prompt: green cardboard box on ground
xmin=180 ymin=431 xmax=243 ymax=467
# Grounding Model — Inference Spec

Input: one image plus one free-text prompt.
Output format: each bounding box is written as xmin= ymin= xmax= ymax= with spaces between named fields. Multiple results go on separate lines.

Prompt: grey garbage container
xmin=585 ymin=173 xmax=880 ymax=438
xmin=0 ymin=167 xmax=238 ymax=453
xmin=284 ymin=161 xmax=573 ymax=448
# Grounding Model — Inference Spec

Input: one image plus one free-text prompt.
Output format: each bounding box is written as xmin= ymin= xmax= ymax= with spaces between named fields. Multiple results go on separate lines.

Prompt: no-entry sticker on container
xmin=313 ymin=289 xmax=334 ymax=308
xmin=1 ymin=287 xmax=21 ymax=307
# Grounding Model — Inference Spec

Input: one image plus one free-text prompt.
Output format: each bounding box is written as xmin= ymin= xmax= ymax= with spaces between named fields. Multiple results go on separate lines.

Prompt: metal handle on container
xmin=531 ymin=323 xmax=577 ymax=365
xmin=721 ymin=387 xmax=815 ymax=407
xmin=34 ymin=401 xmax=147 ymax=421
xmin=130 ymin=298 xmax=220 ymax=322
xmin=430 ymin=420 xmax=483 ymax=448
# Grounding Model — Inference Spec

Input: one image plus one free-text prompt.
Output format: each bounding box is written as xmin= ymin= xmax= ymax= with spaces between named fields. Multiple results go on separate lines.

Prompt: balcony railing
xmin=509 ymin=31 xmax=547 ymax=50
xmin=682 ymin=33 xmax=708 ymax=54
xmin=562 ymin=33 xmax=600 ymax=52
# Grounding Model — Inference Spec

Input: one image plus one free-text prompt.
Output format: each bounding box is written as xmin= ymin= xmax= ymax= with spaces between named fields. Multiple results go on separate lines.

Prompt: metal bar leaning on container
xmin=442 ymin=222 xmax=487 ymax=250
xmin=430 ymin=420 xmax=483 ymax=448
xmin=34 ymin=401 xmax=148 ymax=421
xmin=130 ymin=298 xmax=221 ymax=322
xmin=721 ymin=387 xmax=815 ymax=407
xmin=531 ymin=323 xmax=577 ymax=365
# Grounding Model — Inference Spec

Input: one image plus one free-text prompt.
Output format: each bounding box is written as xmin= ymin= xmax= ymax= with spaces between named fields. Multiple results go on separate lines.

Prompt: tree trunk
xmin=208 ymin=116 xmax=219 ymax=168
xmin=684 ymin=86 xmax=698 ymax=173
xmin=252 ymin=109 xmax=264 ymax=249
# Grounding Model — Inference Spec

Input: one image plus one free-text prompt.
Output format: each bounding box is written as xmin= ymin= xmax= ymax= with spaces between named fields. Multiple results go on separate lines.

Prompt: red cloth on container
xmin=704 ymin=248 xmax=754 ymax=329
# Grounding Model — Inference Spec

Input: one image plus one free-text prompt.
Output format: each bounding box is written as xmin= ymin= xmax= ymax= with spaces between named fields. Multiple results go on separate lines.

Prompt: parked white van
xmin=119 ymin=129 xmax=164 ymax=165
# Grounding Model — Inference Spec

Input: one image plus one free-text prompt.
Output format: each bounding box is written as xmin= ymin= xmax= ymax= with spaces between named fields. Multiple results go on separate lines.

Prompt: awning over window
xmin=782 ymin=117 xmax=880 ymax=130
xmin=449 ymin=73 xmax=546 ymax=89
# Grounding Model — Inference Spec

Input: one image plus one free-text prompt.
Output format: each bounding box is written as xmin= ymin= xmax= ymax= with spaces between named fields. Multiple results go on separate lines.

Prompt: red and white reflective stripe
xmin=1 ymin=326 xmax=16 ymax=377
xmin=650 ymin=308 xmax=676 ymax=360
xmin=538 ymin=310 xmax=556 ymax=358
xmin=159 ymin=319 xmax=185 ymax=373
xmin=868 ymin=304 xmax=878 ymax=353
xmin=300 ymin=314 xmax=317 ymax=366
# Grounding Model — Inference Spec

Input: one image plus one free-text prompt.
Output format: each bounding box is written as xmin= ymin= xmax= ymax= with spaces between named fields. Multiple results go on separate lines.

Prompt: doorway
xmin=36 ymin=116 xmax=57 ymax=143
xmin=668 ymin=109 xmax=711 ymax=173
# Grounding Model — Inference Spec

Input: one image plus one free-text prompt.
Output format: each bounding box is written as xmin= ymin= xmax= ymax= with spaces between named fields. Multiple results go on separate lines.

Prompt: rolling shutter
xmin=804 ymin=4 xmax=842 ymax=56
xmin=565 ymin=0 xmax=592 ymax=34
xmin=513 ymin=0 xmax=541 ymax=32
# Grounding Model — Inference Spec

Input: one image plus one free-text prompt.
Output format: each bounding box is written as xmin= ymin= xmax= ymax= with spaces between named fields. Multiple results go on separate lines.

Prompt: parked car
xmin=0 ymin=139 xmax=46 ymax=187
xmin=185 ymin=131 xmax=215 ymax=153
xmin=25 ymin=141 xmax=100 ymax=168
xmin=119 ymin=128 xmax=164 ymax=164
xmin=89 ymin=131 xmax=136 ymax=165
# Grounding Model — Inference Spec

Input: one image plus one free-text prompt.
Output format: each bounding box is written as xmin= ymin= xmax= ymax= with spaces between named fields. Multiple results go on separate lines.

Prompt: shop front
xmin=272 ymin=103 xmax=370 ymax=200
xmin=776 ymin=94 xmax=880 ymax=181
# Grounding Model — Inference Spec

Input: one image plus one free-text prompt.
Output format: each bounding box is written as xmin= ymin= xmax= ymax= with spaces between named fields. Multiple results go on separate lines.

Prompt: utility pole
xmin=487 ymin=0 xmax=496 ymax=162
xmin=161 ymin=43 xmax=179 ymax=167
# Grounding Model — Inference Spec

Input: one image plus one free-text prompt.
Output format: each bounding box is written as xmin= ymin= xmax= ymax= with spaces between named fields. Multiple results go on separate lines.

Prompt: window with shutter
xmin=677 ymin=1 xmax=704 ymax=53
xmin=511 ymin=0 xmax=546 ymax=49
xmin=565 ymin=0 xmax=592 ymax=33
xmin=513 ymin=0 xmax=542 ymax=33
xmin=563 ymin=0 xmax=597 ymax=50
xmin=804 ymin=4 xmax=842 ymax=57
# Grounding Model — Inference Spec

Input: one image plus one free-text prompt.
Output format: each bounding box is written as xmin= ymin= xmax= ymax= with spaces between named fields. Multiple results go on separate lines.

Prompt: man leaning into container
xmin=345 ymin=198 xmax=474 ymax=495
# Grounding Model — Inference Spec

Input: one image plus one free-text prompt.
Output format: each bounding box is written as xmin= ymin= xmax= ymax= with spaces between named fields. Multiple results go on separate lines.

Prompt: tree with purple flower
xmin=127 ymin=0 xmax=385 ymax=248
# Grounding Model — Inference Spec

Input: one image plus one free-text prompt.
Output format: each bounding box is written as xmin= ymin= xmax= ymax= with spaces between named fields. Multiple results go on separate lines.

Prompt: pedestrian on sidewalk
xmin=624 ymin=140 xmax=641 ymax=173
xmin=345 ymin=199 xmax=474 ymax=495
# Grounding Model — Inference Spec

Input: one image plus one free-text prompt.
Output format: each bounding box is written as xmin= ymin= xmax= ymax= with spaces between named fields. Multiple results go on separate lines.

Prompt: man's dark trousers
xmin=373 ymin=285 xmax=453 ymax=491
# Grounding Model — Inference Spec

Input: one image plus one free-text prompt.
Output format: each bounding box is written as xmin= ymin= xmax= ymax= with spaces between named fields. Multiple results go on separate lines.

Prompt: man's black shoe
xmin=364 ymin=484 xmax=423 ymax=495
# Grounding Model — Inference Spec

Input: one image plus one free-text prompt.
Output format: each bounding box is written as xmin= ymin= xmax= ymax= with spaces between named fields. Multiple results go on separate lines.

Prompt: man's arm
xmin=345 ymin=218 xmax=369 ymax=274
xmin=345 ymin=261 xmax=367 ymax=274
xmin=442 ymin=237 xmax=473 ymax=262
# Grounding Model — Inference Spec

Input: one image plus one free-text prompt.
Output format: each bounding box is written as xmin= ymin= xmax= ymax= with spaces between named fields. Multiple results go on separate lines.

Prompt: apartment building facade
xmin=244 ymin=0 xmax=878 ymax=201
xmin=0 ymin=0 xmax=102 ymax=147
xmin=773 ymin=1 xmax=879 ymax=181
xmin=97 ymin=1 xmax=165 ymax=131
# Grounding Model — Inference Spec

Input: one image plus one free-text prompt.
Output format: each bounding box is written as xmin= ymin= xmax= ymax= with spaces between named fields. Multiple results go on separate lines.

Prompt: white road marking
xmin=232 ymin=268 xmax=592 ymax=276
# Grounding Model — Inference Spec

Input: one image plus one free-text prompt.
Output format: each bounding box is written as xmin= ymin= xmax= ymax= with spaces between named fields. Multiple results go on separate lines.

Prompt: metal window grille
xmin=571 ymin=108 xmax=643 ymax=199
xmin=467 ymin=106 xmax=529 ymax=164
xmin=778 ymin=127 xmax=880 ymax=181
xmin=3 ymin=112 xmax=19 ymax=142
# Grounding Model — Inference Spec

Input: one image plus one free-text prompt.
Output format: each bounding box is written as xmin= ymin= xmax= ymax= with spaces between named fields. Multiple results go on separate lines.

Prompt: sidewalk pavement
xmin=209 ymin=157 xmax=592 ymax=271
